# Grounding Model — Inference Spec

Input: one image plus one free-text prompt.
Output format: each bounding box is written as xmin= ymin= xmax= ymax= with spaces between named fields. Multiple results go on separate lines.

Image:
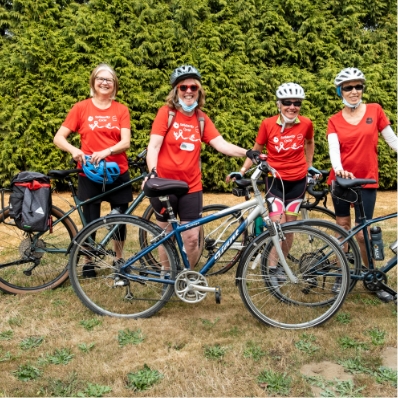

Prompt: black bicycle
xmin=0 ymin=149 xmax=148 ymax=294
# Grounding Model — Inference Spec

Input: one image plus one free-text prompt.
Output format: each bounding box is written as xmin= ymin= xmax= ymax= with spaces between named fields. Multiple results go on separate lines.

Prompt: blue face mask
xmin=342 ymin=98 xmax=362 ymax=109
xmin=178 ymin=98 xmax=198 ymax=112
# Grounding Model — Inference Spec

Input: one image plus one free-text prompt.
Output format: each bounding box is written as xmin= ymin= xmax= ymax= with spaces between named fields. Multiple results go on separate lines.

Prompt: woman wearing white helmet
xmin=327 ymin=67 xmax=397 ymax=301
xmin=229 ymin=82 xmax=319 ymax=284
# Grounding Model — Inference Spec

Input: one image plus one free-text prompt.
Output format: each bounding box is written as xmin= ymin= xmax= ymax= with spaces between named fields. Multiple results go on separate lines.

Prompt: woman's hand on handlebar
xmin=141 ymin=168 xmax=158 ymax=190
xmin=226 ymin=171 xmax=243 ymax=183
xmin=308 ymin=166 xmax=321 ymax=179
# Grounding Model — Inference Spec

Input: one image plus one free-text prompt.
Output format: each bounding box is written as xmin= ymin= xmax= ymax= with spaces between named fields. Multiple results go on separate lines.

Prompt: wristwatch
xmin=109 ymin=147 xmax=114 ymax=155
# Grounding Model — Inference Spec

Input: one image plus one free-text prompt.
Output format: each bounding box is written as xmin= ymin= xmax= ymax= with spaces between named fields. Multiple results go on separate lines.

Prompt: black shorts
xmin=265 ymin=176 xmax=307 ymax=205
xmin=78 ymin=171 xmax=132 ymax=205
xmin=150 ymin=191 xmax=203 ymax=222
xmin=332 ymin=187 xmax=376 ymax=223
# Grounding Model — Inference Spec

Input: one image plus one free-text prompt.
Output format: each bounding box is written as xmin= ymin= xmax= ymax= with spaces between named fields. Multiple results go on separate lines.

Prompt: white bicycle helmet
xmin=170 ymin=65 xmax=201 ymax=87
xmin=334 ymin=67 xmax=365 ymax=87
xmin=276 ymin=83 xmax=305 ymax=100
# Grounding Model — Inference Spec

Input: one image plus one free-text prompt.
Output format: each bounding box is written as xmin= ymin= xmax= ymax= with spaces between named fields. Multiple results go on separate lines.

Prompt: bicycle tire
xmin=0 ymin=205 xmax=78 ymax=294
xmin=140 ymin=204 xmax=248 ymax=275
xmin=236 ymin=224 xmax=350 ymax=329
xmin=299 ymin=204 xmax=336 ymax=221
xmin=68 ymin=214 xmax=179 ymax=318
xmin=293 ymin=219 xmax=362 ymax=292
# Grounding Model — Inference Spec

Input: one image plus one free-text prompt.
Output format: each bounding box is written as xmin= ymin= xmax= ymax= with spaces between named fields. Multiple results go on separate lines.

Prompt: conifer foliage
xmin=0 ymin=0 xmax=396 ymax=189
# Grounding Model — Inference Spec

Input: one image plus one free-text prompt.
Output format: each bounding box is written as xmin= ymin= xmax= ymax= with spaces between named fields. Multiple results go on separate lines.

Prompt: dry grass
xmin=0 ymin=191 xmax=396 ymax=397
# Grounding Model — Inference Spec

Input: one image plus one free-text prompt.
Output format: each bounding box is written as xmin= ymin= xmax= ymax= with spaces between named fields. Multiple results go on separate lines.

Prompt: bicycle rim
xmin=0 ymin=206 xmax=77 ymax=294
xmin=236 ymin=225 xmax=349 ymax=329
xmin=68 ymin=215 xmax=179 ymax=318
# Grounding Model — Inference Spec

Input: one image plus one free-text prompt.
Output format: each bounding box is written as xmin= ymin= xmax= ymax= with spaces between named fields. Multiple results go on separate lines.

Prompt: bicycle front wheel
xmin=236 ymin=225 xmax=350 ymax=329
xmin=0 ymin=206 xmax=77 ymax=294
xmin=68 ymin=215 xmax=179 ymax=318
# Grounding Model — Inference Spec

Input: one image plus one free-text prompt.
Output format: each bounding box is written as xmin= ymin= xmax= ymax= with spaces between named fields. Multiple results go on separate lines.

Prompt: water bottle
xmin=106 ymin=207 xmax=121 ymax=230
xmin=370 ymin=226 xmax=384 ymax=261
xmin=254 ymin=216 xmax=264 ymax=236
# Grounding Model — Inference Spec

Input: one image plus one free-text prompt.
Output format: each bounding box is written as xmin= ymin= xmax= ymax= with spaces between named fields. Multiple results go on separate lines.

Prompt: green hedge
xmin=0 ymin=0 xmax=396 ymax=190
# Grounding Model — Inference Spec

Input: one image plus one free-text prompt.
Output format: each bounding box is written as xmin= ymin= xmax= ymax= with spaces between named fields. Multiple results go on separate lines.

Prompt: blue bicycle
xmin=67 ymin=155 xmax=351 ymax=329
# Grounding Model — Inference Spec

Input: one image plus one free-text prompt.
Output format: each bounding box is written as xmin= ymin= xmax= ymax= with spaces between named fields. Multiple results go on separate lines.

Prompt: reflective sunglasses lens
xmin=342 ymin=84 xmax=364 ymax=92
xmin=281 ymin=100 xmax=302 ymax=107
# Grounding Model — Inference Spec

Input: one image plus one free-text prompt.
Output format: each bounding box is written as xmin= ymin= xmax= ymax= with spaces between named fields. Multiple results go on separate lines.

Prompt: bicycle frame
xmin=118 ymin=164 xmax=301 ymax=286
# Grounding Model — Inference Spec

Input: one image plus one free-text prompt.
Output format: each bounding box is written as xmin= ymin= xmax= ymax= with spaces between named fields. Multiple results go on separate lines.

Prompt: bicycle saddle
xmin=335 ymin=176 xmax=376 ymax=188
xmin=144 ymin=177 xmax=189 ymax=198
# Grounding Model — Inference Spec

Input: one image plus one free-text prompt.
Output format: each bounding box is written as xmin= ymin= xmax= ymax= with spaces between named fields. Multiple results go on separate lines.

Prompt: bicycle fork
xmin=251 ymin=219 xmax=298 ymax=284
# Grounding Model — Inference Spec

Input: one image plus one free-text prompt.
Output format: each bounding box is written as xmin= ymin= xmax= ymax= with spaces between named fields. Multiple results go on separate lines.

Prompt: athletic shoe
xmin=269 ymin=267 xmax=287 ymax=287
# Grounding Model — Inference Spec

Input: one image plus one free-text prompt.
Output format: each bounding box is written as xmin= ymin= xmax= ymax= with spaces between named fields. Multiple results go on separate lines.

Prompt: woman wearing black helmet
xmin=327 ymin=67 xmax=397 ymax=301
xmin=54 ymin=63 xmax=132 ymax=276
xmin=145 ymin=64 xmax=255 ymax=267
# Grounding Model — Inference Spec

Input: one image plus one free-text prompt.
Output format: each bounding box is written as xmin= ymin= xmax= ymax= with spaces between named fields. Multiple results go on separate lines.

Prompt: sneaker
xmin=82 ymin=264 xmax=97 ymax=278
xmin=269 ymin=267 xmax=286 ymax=287
xmin=332 ymin=277 xmax=342 ymax=293
xmin=375 ymin=290 xmax=394 ymax=303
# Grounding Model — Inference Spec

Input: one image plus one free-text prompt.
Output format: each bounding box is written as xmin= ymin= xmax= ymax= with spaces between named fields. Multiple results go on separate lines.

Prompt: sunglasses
xmin=280 ymin=100 xmax=302 ymax=107
xmin=178 ymin=84 xmax=199 ymax=92
xmin=341 ymin=84 xmax=364 ymax=92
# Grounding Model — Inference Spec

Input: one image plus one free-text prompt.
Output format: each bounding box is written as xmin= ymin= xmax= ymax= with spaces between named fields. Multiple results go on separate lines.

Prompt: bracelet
xmin=109 ymin=147 xmax=114 ymax=155
xmin=151 ymin=167 xmax=157 ymax=172
xmin=240 ymin=167 xmax=247 ymax=174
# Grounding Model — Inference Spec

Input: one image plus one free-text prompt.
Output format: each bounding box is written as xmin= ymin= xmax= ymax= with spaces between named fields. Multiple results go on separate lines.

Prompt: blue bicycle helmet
xmin=82 ymin=156 xmax=120 ymax=185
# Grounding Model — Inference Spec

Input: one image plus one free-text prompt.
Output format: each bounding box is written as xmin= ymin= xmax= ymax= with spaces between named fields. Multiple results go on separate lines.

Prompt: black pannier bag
xmin=9 ymin=171 xmax=52 ymax=232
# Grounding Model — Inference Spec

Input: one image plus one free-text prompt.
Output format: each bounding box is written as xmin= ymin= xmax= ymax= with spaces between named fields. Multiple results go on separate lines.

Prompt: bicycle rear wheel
xmin=68 ymin=215 xmax=179 ymax=318
xmin=236 ymin=225 xmax=350 ymax=329
xmin=0 ymin=206 xmax=77 ymax=294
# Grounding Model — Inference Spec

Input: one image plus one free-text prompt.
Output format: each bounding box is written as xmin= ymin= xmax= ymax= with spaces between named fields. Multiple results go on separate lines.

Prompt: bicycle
xmin=174 ymin=169 xmax=337 ymax=277
xmin=67 ymin=154 xmax=351 ymax=330
xmin=0 ymin=149 xmax=149 ymax=294
xmin=294 ymin=176 xmax=397 ymax=302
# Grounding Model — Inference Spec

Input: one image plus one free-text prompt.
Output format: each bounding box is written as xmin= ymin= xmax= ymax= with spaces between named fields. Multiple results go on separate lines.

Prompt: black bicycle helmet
xmin=170 ymin=65 xmax=201 ymax=87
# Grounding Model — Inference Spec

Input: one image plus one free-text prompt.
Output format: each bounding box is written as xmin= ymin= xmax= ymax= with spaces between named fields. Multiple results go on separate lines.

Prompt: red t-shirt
xmin=150 ymin=105 xmax=220 ymax=193
xmin=326 ymin=103 xmax=390 ymax=188
xmin=256 ymin=115 xmax=314 ymax=180
xmin=62 ymin=99 xmax=131 ymax=173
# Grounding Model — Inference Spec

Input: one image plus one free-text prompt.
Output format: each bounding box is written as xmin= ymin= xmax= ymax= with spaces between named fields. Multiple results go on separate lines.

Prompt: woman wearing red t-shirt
xmin=54 ymin=63 xmax=132 ymax=277
xmin=327 ymin=67 xmax=397 ymax=301
xmin=231 ymin=83 xmax=319 ymax=284
xmin=145 ymin=65 xmax=253 ymax=267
